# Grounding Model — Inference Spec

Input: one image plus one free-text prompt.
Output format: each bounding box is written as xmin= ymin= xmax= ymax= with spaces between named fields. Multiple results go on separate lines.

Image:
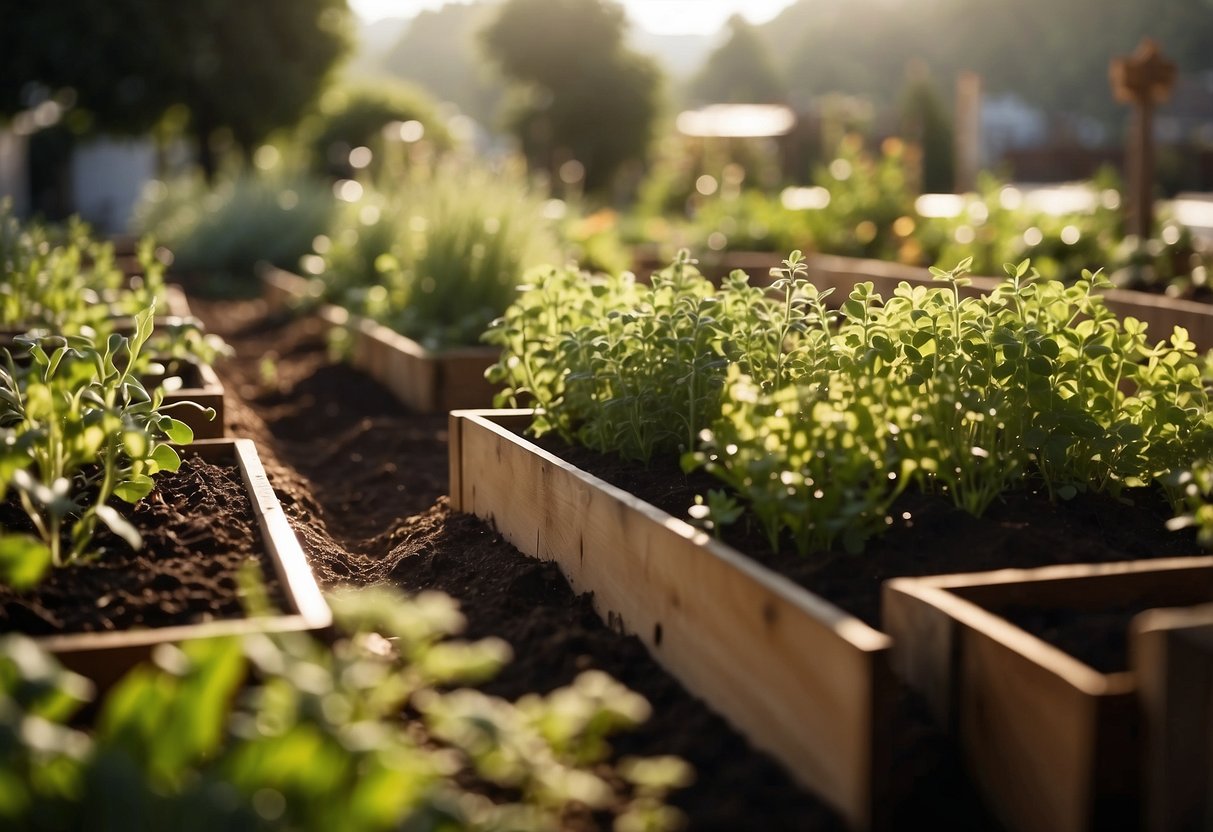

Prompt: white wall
xmin=70 ymin=137 xmax=156 ymax=233
xmin=0 ymin=130 xmax=29 ymax=216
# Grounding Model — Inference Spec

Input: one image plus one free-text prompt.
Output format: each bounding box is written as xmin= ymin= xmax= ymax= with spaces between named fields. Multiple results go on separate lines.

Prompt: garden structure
xmin=5 ymin=206 xmax=1213 ymax=831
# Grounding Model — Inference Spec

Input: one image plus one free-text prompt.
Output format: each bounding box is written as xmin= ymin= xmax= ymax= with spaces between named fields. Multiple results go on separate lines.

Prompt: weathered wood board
xmin=1132 ymin=602 xmax=1213 ymax=832
xmin=884 ymin=557 xmax=1213 ymax=832
xmin=449 ymin=409 xmax=893 ymax=830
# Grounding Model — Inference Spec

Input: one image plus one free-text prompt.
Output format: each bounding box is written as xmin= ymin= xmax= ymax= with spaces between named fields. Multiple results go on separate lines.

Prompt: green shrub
xmin=1 ymin=203 xmax=164 ymax=332
xmin=308 ymin=160 xmax=562 ymax=350
xmin=301 ymin=80 xmax=451 ymax=179
xmin=134 ymin=174 xmax=334 ymax=292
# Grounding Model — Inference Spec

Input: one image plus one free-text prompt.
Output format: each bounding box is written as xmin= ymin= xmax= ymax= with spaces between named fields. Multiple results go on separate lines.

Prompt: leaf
xmin=0 ymin=535 xmax=52 ymax=590
xmin=94 ymin=505 xmax=143 ymax=550
xmin=113 ymin=475 xmax=155 ymax=503
xmin=160 ymin=418 xmax=194 ymax=445
xmin=151 ymin=444 xmax=181 ymax=474
xmin=123 ymin=430 xmax=149 ymax=460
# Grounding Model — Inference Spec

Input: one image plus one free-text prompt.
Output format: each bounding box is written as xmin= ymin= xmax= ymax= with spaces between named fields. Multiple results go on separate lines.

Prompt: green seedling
xmin=0 ymin=305 xmax=212 ymax=585
xmin=0 ymin=580 xmax=690 ymax=831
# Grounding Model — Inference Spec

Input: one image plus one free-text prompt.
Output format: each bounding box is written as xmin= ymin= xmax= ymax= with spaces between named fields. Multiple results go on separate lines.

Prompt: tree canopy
xmin=379 ymin=2 xmax=504 ymax=126
xmin=1 ymin=0 xmax=351 ymax=176
xmin=764 ymin=0 xmax=1213 ymax=126
xmin=688 ymin=15 xmax=786 ymax=105
xmin=482 ymin=0 xmax=663 ymax=194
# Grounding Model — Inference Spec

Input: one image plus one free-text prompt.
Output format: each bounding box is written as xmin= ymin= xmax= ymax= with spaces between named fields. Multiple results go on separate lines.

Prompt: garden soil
xmin=187 ymin=298 xmax=1005 ymax=831
xmin=0 ymin=456 xmax=288 ymax=634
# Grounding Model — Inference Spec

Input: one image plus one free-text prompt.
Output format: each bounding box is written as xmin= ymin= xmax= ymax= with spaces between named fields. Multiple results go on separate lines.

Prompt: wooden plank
xmin=881 ymin=582 xmax=961 ymax=726
xmin=885 ymin=558 xmax=1213 ymax=832
xmin=451 ymin=410 xmax=892 ymax=830
xmin=436 ymin=350 xmax=501 ymax=412
xmin=35 ymin=439 xmax=331 ymax=691
xmin=1133 ymin=603 xmax=1213 ymax=832
xmin=162 ymin=360 xmax=226 ymax=440
xmin=957 ymin=613 xmax=1110 ymax=832
xmin=163 ymin=284 xmax=193 ymax=318
xmin=260 ymin=266 xmax=324 ymax=313
xmin=261 ymin=268 xmax=499 ymax=414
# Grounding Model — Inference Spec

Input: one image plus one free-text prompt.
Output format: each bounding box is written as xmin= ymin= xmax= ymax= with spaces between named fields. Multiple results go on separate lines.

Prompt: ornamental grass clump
xmin=0 ymin=306 xmax=210 ymax=587
xmin=487 ymin=251 xmax=1213 ymax=555
xmin=306 ymin=161 xmax=561 ymax=350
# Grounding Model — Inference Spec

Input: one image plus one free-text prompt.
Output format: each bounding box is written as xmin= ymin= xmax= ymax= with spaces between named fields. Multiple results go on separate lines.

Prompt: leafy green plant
xmin=307 ymin=160 xmax=562 ymax=350
xmin=490 ymin=250 xmax=1213 ymax=555
xmin=486 ymin=251 xmax=832 ymax=463
xmin=0 ymin=203 xmax=166 ymax=333
xmin=0 ymin=583 xmax=690 ymax=831
xmin=134 ymin=173 xmax=334 ymax=293
xmin=0 ymin=306 xmax=209 ymax=585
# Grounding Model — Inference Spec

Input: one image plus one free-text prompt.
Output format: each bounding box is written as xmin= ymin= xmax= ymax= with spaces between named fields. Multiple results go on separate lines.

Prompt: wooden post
xmin=954 ymin=72 xmax=982 ymax=193
xmin=1110 ymin=38 xmax=1177 ymax=239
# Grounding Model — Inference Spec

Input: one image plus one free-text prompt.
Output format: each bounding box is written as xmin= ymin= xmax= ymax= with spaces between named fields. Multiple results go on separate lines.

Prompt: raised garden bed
xmin=152 ymin=358 xmax=226 ymax=440
xmin=449 ymin=408 xmax=894 ymax=830
xmin=449 ymin=407 xmax=1213 ymax=831
xmin=260 ymin=266 xmax=499 ymax=413
xmin=883 ymin=557 xmax=1213 ymax=832
xmin=806 ymin=252 xmax=1213 ymax=350
xmin=2 ymin=438 xmax=331 ymax=691
xmin=1133 ymin=602 xmax=1213 ymax=832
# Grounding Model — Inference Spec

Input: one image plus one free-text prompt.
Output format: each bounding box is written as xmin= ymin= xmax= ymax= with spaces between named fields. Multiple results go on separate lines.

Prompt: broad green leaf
xmin=113 ymin=475 xmax=155 ymax=503
xmin=160 ymin=418 xmax=194 ymax=445
xmin=151 ymin=444 xmax=181 ymax=474
xmin=0 ymin=535 xmax=52 ymax=590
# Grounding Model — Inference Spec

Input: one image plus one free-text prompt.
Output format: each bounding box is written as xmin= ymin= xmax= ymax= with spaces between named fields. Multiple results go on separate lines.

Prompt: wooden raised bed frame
xmin=162 ymin=359 xmax=225 ymax=440
xmin=448 ymin=409 xmax=893 ymax=831
xmin=261 ymin=267 xmax=499 ymax=413
xmin=1132 ymin=602 xmax=1213 ymax=832
xmin=883 ymin=557 xmax=1213 ymax=832
xmin=37 ymin=438 xmax=331 ymax=691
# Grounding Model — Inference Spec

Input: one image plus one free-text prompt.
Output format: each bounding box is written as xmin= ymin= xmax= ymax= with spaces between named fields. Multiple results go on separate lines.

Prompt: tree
xmin=302 ymin=80 xmax=451 ymax=178
xmin=379 ymin=2 xmax=504 ymax=126
xmin=482 ymin=0 xmax=662 ymax=194
xmin=688 ymin=15 xmax=786 ymax=104
xmin=0 ymin=0 xmax=351 ymax=180
xmin=900 ymin=65 xmax=953 ymax=192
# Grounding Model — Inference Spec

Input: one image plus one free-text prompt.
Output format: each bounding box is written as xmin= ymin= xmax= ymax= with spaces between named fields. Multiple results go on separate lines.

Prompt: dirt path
xmin=192 ymin=297 xmax=852 ymax=832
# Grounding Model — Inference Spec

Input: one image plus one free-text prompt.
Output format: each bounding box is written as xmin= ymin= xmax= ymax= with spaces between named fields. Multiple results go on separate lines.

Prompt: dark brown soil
xmin=0 ymin=455 xmax=286 ymax=634
xmin=998 ymin=602 xmax=1151 ymax=674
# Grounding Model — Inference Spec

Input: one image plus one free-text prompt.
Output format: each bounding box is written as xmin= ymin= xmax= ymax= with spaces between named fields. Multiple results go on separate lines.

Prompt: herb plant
xmin=306 ymin=161 xmax=561 ymax=350
xmin=0 ymin=306 xmax=207 ymax=587
xmin=488 ymin=251 xmax=1213 ymax=555
xmin=0 ymin=203 xmax=166 ymax=334
xmin=0 ymin=582 xmax=690 ymax=831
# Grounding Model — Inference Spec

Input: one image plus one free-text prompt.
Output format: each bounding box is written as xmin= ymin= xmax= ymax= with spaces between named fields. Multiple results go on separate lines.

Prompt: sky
xmin=348 ymin=0 xmax=798 ymax=36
